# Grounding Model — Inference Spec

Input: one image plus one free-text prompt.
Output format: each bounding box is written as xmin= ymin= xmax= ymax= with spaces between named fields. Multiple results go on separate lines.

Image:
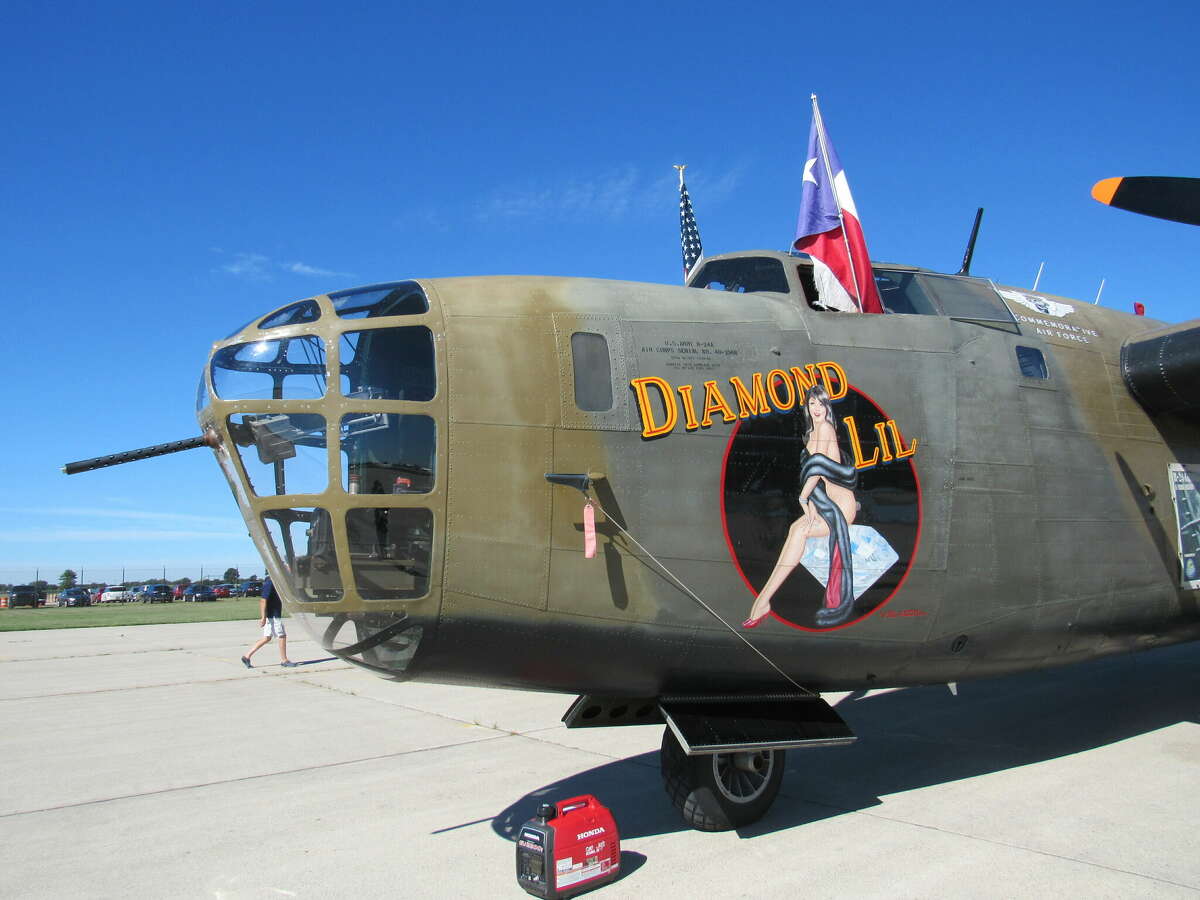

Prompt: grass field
xmin=0 ymin=597 xmax=266 ymax=631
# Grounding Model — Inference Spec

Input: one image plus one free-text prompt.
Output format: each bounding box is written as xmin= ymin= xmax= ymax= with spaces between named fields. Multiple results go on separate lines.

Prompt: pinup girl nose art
xmin=723 ymin=379 xmax=921 ymax=631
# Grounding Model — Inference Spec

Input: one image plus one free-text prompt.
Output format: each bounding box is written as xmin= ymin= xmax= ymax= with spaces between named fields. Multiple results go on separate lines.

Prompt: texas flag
xmin=793 ymin=107 xmax=884 ymax=314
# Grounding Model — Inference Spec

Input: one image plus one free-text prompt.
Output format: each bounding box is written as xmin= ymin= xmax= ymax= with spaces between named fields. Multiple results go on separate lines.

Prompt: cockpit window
xmin=873 ymin=269 xmax=940 ymax=316
xmin=920 ymin=273 xmax=1017 ymax=325
xmin=211 ymin=337 xmax=327 ymax=400
xmin=227 ymin=413 xmax=328 ymax=496
xmin=341 ymin=413 xmax=435 ymax=494
xmin=873 ymin=268 xmax=1018 ymax=325
xmin=340 ymin=327 xmax=435 ymax=400
xmin=688 ymin=257 xmax=790 ymax=294
xmin=258 ymin=299 xmax=321 ymax=329
xmin=329 ymin=282 xmax=428 ymax=319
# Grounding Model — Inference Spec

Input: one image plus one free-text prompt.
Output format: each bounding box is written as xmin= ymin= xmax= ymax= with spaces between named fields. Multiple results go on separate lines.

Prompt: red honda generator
xmin=516 ymin=795 xmax=620 ymax=899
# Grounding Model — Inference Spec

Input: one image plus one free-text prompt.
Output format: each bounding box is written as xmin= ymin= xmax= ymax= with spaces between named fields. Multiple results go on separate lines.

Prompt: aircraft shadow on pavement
xmin=490 ymin=641 xmax=1200 ymax=841
xmin=490 ymin=750 xmax=680 ymax=843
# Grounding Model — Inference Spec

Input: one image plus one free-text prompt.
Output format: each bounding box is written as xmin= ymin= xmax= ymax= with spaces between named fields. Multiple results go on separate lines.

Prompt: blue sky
xmin=2 ymin=1 xmax=1196 ymax=585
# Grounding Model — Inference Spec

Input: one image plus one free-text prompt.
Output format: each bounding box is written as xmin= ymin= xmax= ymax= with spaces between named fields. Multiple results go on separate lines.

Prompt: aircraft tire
xmin=659 ymin=728 xmax=785 ymax=831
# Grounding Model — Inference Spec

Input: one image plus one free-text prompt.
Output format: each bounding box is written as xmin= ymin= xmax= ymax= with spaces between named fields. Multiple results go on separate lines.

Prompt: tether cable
xmin=587 ymin=493 xmax=814 ymax=697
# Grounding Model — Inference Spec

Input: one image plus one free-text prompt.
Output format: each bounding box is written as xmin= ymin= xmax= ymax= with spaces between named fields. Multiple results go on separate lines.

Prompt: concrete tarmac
xmin=1 ymin=620 xmax=1198 ymax=898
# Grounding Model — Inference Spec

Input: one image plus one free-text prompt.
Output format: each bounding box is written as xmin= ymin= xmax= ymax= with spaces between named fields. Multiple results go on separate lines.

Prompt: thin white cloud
xmin=221 ymin=252 xmax=272 ymax=280
xmin=214 ymin=250 xmax=351 ymax=282
xmin=472 ymin=163 xmax=746 ymax=225
xmin=561 ymin=167 xmax=639 ymax=219
xmin=692 ymin=163 xmax=747 ymax=205
xmin=475 ymin=166 xmax=645 ymax=223
xmin=283 ymin=261 xmax=351 ymax=278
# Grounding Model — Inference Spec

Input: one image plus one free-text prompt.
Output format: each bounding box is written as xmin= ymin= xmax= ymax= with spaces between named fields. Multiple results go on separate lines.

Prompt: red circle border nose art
xmin=720 ymin=383 xmax=922 ymax=632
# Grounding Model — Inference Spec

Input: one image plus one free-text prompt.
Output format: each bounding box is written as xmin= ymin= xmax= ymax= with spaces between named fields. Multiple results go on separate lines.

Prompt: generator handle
xmin=555 ymin=795 xmax=596 ymax=816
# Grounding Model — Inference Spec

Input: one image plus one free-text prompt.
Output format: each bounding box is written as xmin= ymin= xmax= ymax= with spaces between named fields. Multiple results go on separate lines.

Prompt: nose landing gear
xmin=562 ymin=693 xmax=855 ymax=832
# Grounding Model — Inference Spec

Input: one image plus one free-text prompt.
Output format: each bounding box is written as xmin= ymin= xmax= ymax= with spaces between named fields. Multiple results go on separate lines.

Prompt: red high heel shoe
xmin=742 ymin=610 xmax=770 ymax=628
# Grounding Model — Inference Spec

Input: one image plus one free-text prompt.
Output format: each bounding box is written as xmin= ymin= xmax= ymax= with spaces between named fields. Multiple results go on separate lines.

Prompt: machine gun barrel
xmin=956 ymin=207 xmax=984 ymax=276
xmin=62 ymin=434 xmax=213 ymax=475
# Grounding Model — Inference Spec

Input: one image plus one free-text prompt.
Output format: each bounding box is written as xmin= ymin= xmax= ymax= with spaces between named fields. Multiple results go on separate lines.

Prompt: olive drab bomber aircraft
xmin=64 ymin=174 xmax=1200 ymax=833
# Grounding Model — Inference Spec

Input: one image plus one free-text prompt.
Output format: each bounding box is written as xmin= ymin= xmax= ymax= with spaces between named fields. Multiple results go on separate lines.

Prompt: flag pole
xmin=810 ymin=94 xmax=866 ymax=309
xmin=674 ymin=163 xmax=686 ymax=191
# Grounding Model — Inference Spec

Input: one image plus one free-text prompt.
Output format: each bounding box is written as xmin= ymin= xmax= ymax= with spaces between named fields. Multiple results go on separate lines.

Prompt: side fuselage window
xmin=1015 ymin=345 xmax=1050 ymax=379
xmin=571 ymin=332 xmax=613 ymax=411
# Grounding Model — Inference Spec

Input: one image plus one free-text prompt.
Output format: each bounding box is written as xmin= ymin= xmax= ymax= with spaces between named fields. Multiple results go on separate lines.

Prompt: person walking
xmin=241 ymin=576 xmax=295 ymax=668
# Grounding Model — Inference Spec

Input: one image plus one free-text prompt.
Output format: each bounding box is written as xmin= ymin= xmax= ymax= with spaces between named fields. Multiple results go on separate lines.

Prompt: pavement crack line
xmin=0 ymin=733 xmax=514 ymax=821
xmin=0 ymin=663 xmax=354 ymax=702
xmin=280 ymin=674 xmax=557 ymax=736
xmin=509 ymin=726 xmax=664 ymax=769
xmin=282 ymin=678 xmax=663 ymax=768
xmin=0 ymin=646 xmax=192 ymax=664
xmin=0 ymin=674 xmax=273 ymax=701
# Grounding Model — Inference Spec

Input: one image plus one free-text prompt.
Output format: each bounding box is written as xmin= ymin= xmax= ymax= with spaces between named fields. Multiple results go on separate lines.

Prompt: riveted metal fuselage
xmin=199 ymin=254 xmax=1200 ymax=696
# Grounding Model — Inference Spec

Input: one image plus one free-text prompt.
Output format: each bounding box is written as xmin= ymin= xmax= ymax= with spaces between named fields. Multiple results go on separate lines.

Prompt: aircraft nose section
xmin=197 ymin=280 xmax=446 ymax=678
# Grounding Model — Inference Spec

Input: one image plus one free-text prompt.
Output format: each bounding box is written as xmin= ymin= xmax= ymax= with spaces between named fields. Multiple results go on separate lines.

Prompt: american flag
xmin=676 ymin=165 xmax=703 ymax=280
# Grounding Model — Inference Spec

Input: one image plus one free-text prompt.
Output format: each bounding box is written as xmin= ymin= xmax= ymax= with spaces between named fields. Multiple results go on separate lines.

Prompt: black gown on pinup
xmin=797 ymin=449 xmax=859 ymax=626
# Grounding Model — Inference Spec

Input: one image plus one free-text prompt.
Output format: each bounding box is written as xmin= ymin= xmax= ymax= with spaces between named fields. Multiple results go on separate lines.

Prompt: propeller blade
xmin=1091 ymin=176 xmax=1200 ymax=226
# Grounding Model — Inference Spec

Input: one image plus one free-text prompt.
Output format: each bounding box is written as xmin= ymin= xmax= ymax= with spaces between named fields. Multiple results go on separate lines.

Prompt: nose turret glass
xmin=198 ymin=281 xmax=443 ymax=678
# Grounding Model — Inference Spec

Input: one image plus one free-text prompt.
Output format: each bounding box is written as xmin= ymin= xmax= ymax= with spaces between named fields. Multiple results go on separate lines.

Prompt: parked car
xmin=58 ymin=588 xmax=92 ymax=607
xmin=7 ymin=585 xmax=41 ymax=608
xmin=183 ymin=585 xmax=215 ymax=602
xmin=238 ymin=581 xmax=262 ymax=597
xmin=100 ymin=586 xmax=136 ymax=603
xmin=139 ymin=585 xmax=173 ymax=603
xmin=212 ymin=584 xmax=233 ymax=598
xmin=173 ymin=585 xmax=185 ymax=600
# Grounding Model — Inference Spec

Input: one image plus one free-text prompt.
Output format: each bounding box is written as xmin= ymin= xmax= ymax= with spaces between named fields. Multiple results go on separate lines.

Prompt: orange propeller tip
xmin=1092 ymin=177 xmax=1122 ymax=205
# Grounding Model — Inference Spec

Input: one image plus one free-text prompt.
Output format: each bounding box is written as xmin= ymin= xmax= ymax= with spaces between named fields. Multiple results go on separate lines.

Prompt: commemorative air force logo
xmin=997 ymin=289 xmax=1075 ymax=318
